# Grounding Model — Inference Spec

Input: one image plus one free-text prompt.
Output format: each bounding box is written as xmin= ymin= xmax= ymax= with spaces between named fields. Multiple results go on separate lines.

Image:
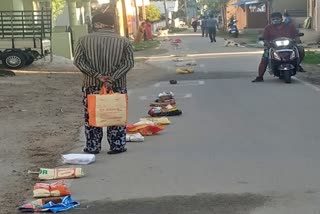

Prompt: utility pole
xmin=133 ymin=0 xmax=139 ymax=30
xmin=120 ymin=0 xmax=129 ymax=38
xmin=184 ymin=0 xmax=189 ymax=27
xmin=141 ymin=0 xmax=146 ymax=20
xmin=163 ymin=0 xmax=169 ymax=28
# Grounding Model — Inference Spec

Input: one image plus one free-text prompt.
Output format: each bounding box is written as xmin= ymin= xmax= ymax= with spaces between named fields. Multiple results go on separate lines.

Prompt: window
xmin=248 ymin=3 xmax=266 ymax=13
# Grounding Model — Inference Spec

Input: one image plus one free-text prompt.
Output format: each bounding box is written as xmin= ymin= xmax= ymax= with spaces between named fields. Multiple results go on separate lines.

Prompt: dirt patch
xmin=0 ymin=59 xmax=168 ymax=213
xmin=0 ymin=69 xmax=15 ymax=77
xmin=297 ymin=64 xmax=320 ymax=85
xmin=0 ymin=68 xmax=82 ymax=214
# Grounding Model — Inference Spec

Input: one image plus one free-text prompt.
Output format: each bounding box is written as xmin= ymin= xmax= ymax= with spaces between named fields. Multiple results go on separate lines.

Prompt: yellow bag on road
xmin=140 ymin=117 xmax=171 ymax=125
xmin=38 ymin=168 xmax=84 ymax=180
xmin=88 ymin=87 xmax=128 ymax=127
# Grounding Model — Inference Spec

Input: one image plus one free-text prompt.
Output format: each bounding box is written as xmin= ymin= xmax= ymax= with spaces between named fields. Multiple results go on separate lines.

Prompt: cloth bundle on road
xmin=87 ymin=86 xmax=128 ymax=127
xmin=127 ymin=124 xmax=165 ymax=136
xmin=176 ymin=68 xmax=194 ymax=74
xmin=139 ymin=117 xmax=171 ymax=125
xmin=18 ymin=195 xmax=79 ymax=213
xmin=148 ymin=92 xmax=182 ymax=117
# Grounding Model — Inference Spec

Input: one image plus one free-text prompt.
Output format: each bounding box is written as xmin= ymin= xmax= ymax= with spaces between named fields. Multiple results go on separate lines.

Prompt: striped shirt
xmin=74 ymin=30 xmax=134 ymax=89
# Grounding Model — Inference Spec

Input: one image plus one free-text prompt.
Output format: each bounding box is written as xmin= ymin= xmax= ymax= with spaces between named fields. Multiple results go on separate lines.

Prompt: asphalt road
xmin=68 ymin=32 xmax=320 ymax=214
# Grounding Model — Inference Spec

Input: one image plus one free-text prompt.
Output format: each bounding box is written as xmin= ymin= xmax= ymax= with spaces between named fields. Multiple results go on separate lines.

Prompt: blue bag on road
xmin=41 ymin=195 xmax=80 ymax=213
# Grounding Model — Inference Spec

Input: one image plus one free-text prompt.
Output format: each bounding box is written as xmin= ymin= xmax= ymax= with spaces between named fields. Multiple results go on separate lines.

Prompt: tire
xmin=3 ymin=52 xmax=27 ymax=69
xmin=283 ymin=70 xmax=292 ymax=84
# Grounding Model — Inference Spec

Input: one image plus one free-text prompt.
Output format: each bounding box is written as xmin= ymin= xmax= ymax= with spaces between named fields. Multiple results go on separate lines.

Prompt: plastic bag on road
xmin=126 ymin=133 xmax=144 ymax=142
xmin=62 ymin=154 xmax=95 ymax=165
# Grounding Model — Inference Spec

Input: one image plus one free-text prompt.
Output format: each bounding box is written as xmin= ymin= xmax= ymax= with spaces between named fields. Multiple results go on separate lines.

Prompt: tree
xmin=199 ymin=0 xmax=229 ymax=11
xmin=198 ymin=0 xmax=230 ymax=26
xmin=145 ymin=4 xmax=161 ymax=22
xmin=52 ymin=0 xmax=66 ymax=21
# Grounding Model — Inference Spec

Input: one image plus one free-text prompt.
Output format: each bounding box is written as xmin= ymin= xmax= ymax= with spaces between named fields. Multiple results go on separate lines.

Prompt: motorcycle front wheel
xmin=283 ymin=70 xmax=292 ymax=84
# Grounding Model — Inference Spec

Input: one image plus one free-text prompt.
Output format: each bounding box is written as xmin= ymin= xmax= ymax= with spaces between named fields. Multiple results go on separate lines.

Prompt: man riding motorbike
xmin=252 ymin=12 xmax=305 ymax=82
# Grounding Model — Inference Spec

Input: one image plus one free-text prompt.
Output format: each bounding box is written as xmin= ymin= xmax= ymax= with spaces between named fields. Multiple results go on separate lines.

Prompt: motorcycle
xmin=261 ymin=33 xmax=304 ymax=84
xmin=228 ymin=19 xmax=239 ymax=38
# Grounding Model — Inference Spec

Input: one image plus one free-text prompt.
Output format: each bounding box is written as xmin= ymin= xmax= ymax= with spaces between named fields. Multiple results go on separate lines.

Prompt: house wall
xmin=247 ymin=10 xmax=268 ymax=28
xmin=271 ymin=0 xmax=307 ymax=14
xmin=314 ymin=0 xmax=320 ymax=31
xmin=0 ymin=0 xmax=24 ymax=10
xmin=23 ymin=0 xmax=35 ymax=10
xmin=308 ymin=0 xmax=320 ymax=32
xmin=226 ymin=0 xmax=238 ymax=22
xmin=236 ymin=6 xmax=247 ymax=29
xmin=226 ymin=1 xmax=268 ymax=29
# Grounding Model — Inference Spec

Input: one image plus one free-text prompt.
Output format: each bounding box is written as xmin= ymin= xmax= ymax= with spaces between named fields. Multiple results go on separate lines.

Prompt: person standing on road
xmin=74 ymin=13 xmax=134 ymax=155
xmin=206 ymin=13 xmax=218 ymax=43
xmin=191 ymin=17 xmax=198 ymax=32
xmin=200 ymin=16 xmax=208 ymax=37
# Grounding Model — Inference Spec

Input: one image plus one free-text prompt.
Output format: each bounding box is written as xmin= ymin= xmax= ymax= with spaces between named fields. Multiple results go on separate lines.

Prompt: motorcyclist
xmin=252 ymin=12 xmax=305 ymax=82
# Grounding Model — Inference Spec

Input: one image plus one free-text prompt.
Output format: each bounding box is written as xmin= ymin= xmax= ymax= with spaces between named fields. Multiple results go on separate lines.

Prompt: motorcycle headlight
xmin=290 ymin=51 xmax=296 ymax=60
xmin=273 ymin=52 xmax=281 ymax=61
xmin=275 ymin=40 xmax=290 ymax=47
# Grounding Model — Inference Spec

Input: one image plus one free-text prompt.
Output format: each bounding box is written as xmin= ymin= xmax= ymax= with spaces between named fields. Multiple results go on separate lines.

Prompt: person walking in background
xmin=74 ymin=13 xmax=134 ymax=154
xmin=191 ymin=17 xmax=198 ymax=32
xmin=144 ymin=20 xmax=153 ymax=40
xmin=283 ymin=10 xmax=292 ymax=25
xmin=206 ymin=13 xmax=218 ymax=43
xmin=200 ymin=16 xmax=208 ymax=37
xmin=134 ymin=22 xmax=145 ymax=43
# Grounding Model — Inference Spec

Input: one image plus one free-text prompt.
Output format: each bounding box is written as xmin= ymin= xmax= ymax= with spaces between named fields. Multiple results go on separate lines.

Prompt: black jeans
xmin=208 ymin=27 xmax=216 ymax=42
xmin=201 ymin=27 xmax=208 ymax=37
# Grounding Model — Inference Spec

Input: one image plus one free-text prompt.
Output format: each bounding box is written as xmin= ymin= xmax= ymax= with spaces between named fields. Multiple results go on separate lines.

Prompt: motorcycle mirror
xmin=258 ymin=37 xmax=264 ymax=41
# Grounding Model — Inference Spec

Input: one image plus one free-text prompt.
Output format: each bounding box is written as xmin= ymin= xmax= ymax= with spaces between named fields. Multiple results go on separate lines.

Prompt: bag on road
xmin=88 ymin=86 xmax=128 ymax=127
xmin=62 ymin=154 xmax=95 ymax=165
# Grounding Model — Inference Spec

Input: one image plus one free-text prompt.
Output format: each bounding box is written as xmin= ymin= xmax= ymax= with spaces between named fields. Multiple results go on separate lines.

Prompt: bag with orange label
xmin=29 ymin=168 xmax=84 ymax=180
xmin=87 ymin=86 xmax=128 ymax=127
xmin=33 ymin=180 xmax=71 ymax=198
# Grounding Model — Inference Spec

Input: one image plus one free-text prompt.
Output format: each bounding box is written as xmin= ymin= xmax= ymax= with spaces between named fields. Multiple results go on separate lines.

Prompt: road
xmin=69 ymin=31 xmax=320 ymax=214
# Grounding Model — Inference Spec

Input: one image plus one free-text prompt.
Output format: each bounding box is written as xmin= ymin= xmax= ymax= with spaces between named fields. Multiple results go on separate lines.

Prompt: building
xmin=226 ymin=0 xmax=310 ymax=29
xmin=308 ymin=0 xmax=320 ymax=32
xmin=226 ymin=0 xmax=269 ymax=29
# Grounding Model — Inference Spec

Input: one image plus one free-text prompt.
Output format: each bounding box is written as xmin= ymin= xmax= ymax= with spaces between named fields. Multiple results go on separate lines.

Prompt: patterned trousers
xmin=83 ymin=87 xmax=127 ymax=153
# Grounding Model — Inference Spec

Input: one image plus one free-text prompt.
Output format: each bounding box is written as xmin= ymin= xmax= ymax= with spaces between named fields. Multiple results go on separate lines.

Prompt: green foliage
xmin=146 ymin=4 xmax=161 ymax=22
xmin=52 ymin=0 xmax=66 ymax=21
xmin=304 ymin=52 xmax=320 ymax=64
xmin=200 ymin=0 xmax=230 ymax=11
xmin=132 ymin=40 xmax=160 ymax=52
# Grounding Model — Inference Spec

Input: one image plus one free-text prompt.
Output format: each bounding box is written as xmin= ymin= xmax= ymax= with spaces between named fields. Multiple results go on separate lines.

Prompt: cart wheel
xmin=3 ymin=52 xmax=27 ymax=69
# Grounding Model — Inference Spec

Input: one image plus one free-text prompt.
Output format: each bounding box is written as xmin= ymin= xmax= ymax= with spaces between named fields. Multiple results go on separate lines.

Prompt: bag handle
xmin=99 ymin=83 xmax=114 ymax=95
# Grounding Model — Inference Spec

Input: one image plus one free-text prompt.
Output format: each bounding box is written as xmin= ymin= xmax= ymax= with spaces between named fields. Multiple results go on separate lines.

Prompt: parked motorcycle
xmin=228 ymin=19 xmax=239 ymax=38
xmin=261 ymin=33 xmax=304 ymax=84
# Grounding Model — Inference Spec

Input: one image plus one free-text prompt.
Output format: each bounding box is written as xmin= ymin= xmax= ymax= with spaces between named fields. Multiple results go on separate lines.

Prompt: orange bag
xmin=127 ymin=124 xmax=165 ymax=136
xmin=33 ymin=180 xmax=71 ymax=198
xmin=87 ymin=86 xmax=128 ymax=127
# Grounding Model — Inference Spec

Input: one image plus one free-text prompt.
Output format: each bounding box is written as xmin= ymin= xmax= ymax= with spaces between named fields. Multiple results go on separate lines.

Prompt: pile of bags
xmin=20 ymin=165 xmax=88 ymax=212
xmin=148 ymin=92 xmax=182 ymax=117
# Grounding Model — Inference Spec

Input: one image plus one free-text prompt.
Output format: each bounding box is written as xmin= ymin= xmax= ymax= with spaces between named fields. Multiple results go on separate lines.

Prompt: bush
xmin=146 ymin=4 xmax=161 ymax=22
xmin=304 ymin=51 xmax=320 ymax=64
